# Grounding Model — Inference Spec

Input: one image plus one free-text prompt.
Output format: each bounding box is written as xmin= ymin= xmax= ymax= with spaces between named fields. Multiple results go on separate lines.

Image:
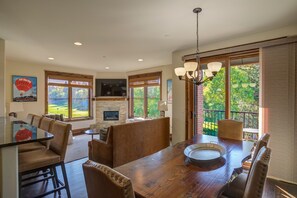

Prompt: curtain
xmin=261 ymin=42 xmax=297 ymax=182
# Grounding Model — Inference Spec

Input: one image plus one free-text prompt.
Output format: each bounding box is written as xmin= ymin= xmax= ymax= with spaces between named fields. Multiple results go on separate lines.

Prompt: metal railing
xmin=203 ymin=109 xmax=259 ymax=136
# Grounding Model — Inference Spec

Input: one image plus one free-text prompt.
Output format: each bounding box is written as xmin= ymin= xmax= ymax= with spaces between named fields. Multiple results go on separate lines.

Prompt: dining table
xmin=0 ymin=117 xmax=54 ymax=198
xmin=115 ymin=134 xmax=254 ymax=198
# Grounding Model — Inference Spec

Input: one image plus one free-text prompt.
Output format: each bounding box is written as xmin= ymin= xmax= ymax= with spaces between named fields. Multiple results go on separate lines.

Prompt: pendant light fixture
xmin=174 ymin=7 xmax=222 ymax=85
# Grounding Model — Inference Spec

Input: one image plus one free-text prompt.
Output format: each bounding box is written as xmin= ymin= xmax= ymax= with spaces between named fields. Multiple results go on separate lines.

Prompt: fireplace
xmin=103 ymin=111 xmax=119 ymax=121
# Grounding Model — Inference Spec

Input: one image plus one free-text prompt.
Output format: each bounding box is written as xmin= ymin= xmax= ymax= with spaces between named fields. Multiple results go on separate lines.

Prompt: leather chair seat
xmin=18 ymin=142 xmax=46 ymax=153
xmin=19 ymin=149 xmax=60 ymax=172
xmin=222 ymin=173 xmax=248 ymax=198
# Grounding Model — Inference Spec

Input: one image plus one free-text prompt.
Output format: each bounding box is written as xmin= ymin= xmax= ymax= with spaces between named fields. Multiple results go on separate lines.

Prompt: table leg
xmin=1 ymin=145 xmax=19 ymax=198
xmin=91 ymin=134 xmax=94 ymax=140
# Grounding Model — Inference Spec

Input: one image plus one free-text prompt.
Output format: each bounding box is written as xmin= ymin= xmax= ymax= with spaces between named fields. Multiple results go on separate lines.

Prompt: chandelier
xmin=174 ymin=8 xmax=222 ymax=85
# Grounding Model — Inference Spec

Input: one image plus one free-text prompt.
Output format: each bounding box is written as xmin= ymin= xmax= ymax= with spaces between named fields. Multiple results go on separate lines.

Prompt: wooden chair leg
xmin=61 ymin=163 xmax=71 ymax=198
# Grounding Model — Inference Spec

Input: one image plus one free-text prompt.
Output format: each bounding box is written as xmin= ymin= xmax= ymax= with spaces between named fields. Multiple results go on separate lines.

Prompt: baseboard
xmin=72 ymin=127 xmax=90 ymax=136
xmin=267 ymin=176 xmax=297 ymax=185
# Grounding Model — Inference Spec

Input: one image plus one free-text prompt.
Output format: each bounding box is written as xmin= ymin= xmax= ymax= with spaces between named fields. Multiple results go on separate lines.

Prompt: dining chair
xmin=218 ymin=146 xmax=271 ymax=198
xmin=220 ymin=134 xmax=271 ymax=197
xmin=83 ymin=160 xmax=135 ymax=198
xmin=25 ymin=113 xmax=35 ymax=124
xmin=31 ymin=115 xmax=42 ymax=128
xmin=241 ymin=133 xmax=270 ymax=171
xmin=18 ymin=121 xmax=72 ymax=197
xmin=218 ymin=119 xmax=243 ymax=140
xmin=18 ymin=117 xmax=54 ymax=153
xmin=251 ymin=133 xmax=270 ymax=162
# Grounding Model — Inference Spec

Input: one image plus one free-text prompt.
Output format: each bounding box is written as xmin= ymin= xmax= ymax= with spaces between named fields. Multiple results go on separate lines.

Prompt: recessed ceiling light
xmin=48 ymin=57 xmax=54 ymax=60
xmin=105 ymin=67 xmax=110 ymax=70
xmin=138 ymin=59 xmax=143 ymax=62
xmin=74 ymin=42 xmax=82 ymax=46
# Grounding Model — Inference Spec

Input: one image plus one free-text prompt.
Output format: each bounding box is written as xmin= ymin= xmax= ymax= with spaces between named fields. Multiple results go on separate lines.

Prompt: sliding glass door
xmin=194 ymin=51 xmax=260 ymax=136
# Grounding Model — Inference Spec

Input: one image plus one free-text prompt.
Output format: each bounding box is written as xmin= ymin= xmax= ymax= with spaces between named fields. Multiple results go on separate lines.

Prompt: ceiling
xmin=0 ymin=0 xmax=297 ymax=72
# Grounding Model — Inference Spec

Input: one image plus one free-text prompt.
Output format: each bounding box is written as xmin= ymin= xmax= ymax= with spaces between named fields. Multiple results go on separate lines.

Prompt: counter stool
xmin=18 ymin=117 xmax=54 ymax=153
xmin=18 ymin=121 xmax=72 ymax=197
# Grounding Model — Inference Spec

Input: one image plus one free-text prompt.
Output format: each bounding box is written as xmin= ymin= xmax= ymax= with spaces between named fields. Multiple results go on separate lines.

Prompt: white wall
xmin=0 ymin=39 xmax=5 ymax=117
xmin=5 ymin=60 xmax=97 ymax=129
xmin=0 ymin=37 xmax=4 ymax=198
xmin=96 ymin=72 xmax=127 ymax=79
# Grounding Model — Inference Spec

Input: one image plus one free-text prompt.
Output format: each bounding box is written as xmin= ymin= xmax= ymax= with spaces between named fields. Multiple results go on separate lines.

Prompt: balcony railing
xmin=203 ymin=109 xmax=259 ymax=136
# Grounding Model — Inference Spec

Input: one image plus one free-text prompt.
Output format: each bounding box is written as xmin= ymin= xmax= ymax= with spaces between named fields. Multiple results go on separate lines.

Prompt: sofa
xmin=88 ymin=117 xmax=170 ymax=167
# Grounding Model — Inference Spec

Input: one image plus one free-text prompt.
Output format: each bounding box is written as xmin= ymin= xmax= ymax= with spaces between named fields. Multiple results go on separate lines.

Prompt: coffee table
xmin=84 ymin=129 xmax=100 ymax=140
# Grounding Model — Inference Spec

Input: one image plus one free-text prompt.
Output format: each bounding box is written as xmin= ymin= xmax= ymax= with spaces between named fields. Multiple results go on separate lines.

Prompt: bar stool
xmin=18 ymin=121 xmax=72 ymax=197
xmin=18 ymin=117 xmax=54 ymax=153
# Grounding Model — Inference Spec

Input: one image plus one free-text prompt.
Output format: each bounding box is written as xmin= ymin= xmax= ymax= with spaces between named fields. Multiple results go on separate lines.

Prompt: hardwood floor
xmin=21 ymin=158 xmax=297 ymax=198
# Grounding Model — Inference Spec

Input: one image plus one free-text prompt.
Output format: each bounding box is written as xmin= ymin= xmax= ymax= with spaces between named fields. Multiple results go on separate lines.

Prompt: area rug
xmin=65 ymin=134 xmax=91 ymax=163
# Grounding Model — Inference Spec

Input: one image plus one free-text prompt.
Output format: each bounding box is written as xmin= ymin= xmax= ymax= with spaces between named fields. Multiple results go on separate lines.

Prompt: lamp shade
xmin=184 ymin=61 xmax=198 ymax=72
xmin=9 ymin=102 xmax=24 ymax=113
xmin=174 ymin=67 xmax=186 ymax=76
xmin=207 ymin=62 xmax=222 ymax=72
xmin=158 ymin=101 xmax=168 ymax=111
xmin=204 ymin=69 xmax=214 ymax=78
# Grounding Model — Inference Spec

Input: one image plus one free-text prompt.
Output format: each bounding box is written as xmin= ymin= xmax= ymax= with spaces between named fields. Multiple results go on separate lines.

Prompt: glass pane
xmin=72 ymin=87 xmax=90 ymax=118
xmin=132 ymin=87 xmax=144 ymax=117
xmin=202 ymin=67 xmax=226 ymax=136
xmin=147 ymin=86 xmax=160 ymax=118
xmin=71 ymin=81 xmax=90 ymax=86
xmin=231 ymin=63 xmax=259 ymax=129
xmin=48 ymin=78 xmax=68 ymax=84
xmin=129 ymin=81 xmax=145 ymax=86
xmin=147 ymin=79 xmax=160 ymax=85
xmin=48 ymin=85 xmax=69 ymax=118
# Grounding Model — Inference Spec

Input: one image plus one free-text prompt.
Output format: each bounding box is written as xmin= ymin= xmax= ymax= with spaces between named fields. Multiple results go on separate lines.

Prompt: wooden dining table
xmin=115 ymin=134 xmax=254 ymax=198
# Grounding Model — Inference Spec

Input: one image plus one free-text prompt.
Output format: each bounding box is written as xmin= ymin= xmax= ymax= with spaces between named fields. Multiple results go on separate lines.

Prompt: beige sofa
xmin=88 ymin=117 xmax=170 ymax=167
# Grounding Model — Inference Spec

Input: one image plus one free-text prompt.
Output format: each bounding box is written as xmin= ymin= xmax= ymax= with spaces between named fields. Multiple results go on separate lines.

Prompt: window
xmin=45 ymin=71 xmax=93 ymax=121
xmin=197 ymin=50 xmax=260 ymax=135
xmin=128 ymin=72 xmax=161 ymax=118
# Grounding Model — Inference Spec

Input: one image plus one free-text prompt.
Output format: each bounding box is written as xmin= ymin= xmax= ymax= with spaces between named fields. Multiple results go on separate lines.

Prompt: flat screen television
xmin=95 ymin=79 xmax=127 ymax=97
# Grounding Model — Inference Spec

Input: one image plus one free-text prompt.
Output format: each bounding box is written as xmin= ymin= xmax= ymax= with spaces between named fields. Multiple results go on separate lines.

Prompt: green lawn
xmin=48 ymin=104 xmax=89 ymax=118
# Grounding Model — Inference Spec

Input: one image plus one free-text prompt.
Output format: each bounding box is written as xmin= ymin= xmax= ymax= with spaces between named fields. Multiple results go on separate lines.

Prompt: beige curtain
xmin=261 ymin=42 xmax=297 ymax=182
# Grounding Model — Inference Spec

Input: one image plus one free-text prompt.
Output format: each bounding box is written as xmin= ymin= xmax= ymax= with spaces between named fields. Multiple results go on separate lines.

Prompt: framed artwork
xmin=167 ymin=79 xmax=172 ymax=104
xmin=12 ymin=75 xmax=37 ymax=102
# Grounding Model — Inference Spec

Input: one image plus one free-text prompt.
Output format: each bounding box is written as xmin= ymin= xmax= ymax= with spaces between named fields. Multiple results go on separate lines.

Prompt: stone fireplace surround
xmin=95 ymin=99 xmax=128 ymax=129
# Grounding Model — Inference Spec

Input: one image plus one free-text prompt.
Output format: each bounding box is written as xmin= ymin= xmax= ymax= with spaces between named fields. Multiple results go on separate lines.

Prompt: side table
xmin=84 ymin=129 xmax=100 ymax=140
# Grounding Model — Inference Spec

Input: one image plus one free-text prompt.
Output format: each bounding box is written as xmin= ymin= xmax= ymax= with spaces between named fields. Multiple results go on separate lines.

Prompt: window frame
xmin=186 ymin=50 xmax=260 ymax=136
xmin=128 ymin=72 xmax=162 ymax=118
xmin=45 ymin=71 xmax=94 ymax=121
